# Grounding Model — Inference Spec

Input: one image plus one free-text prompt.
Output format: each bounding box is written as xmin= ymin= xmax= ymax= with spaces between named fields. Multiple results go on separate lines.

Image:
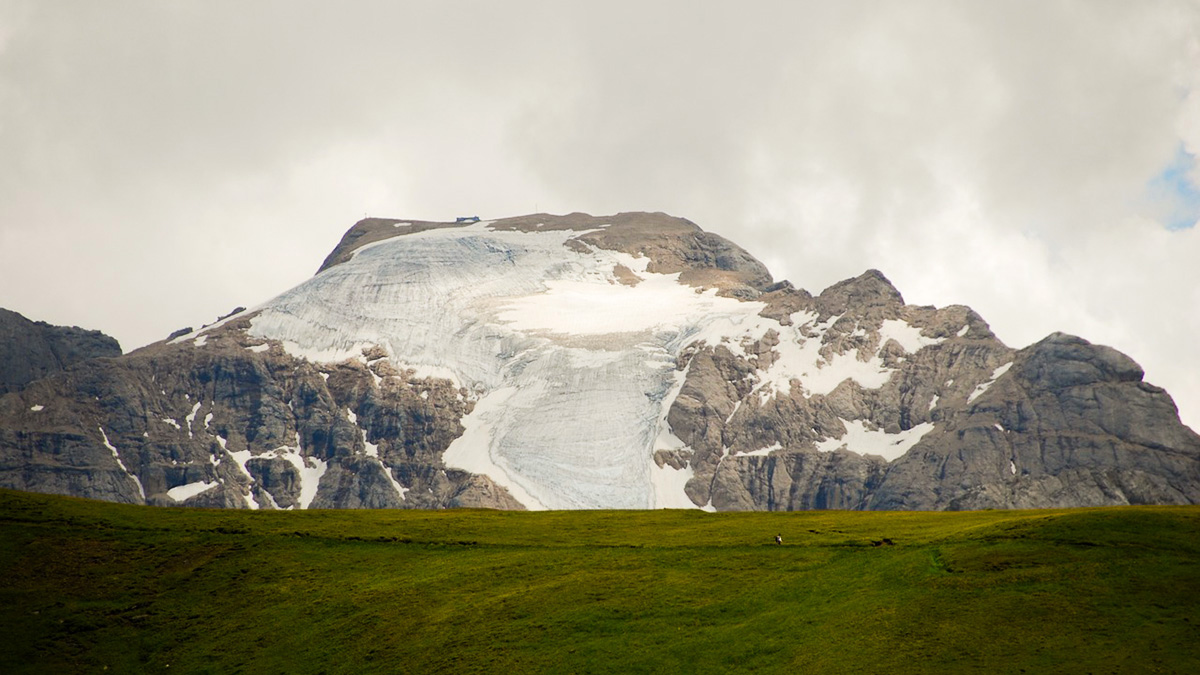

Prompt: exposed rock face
xmin=676 ymin=285 xmax=1200 ymax=510
xmin=1 ymin=212 xmax=1197 ymax=510
xmin=0 ymin=318 xmax=521 ymax=510
xmin=867 ymin=333 xmax=1200 ymax=509
xmin=0 ymin=308 xmax=121 ymax=394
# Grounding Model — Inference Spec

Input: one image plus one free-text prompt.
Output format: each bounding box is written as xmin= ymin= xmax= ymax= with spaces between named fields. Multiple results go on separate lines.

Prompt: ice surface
xmin=815 ymin=420 xmax=935 ymax=462
xmin=246 ymin=223 xmax=936 ymax=508
xmin=167 ymin=480 xmax=218 ymax=502
xmin=442 ymin=387 xmax=547 ymax=508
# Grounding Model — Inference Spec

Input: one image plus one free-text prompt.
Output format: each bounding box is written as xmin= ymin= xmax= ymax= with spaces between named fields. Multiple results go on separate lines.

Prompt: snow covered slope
xmin=249 ymin=220 xmax=763 ymax=508
xmin=243 ymin=217 xmax=977 ymax=509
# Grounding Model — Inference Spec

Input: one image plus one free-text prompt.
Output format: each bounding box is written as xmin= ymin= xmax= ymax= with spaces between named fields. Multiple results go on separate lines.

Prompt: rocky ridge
xmin=1 ymin=212 xmax=1197 ymax=511
xmin=0 ymin=308 xmax=122 ymax=395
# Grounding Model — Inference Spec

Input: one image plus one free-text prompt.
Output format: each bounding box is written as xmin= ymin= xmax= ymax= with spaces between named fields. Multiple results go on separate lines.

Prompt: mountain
xmin=0 ymin=308 xmax=121 ymax=395
xmin=1 ymin=212 xmax=1197 ymax=510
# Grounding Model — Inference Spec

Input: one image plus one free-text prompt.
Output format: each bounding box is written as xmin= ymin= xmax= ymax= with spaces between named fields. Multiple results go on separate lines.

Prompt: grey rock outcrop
xmin=867 ymin=333 xmax=1200 ymax=509
xmin=0 ymin=308 xmax=121 ymax=394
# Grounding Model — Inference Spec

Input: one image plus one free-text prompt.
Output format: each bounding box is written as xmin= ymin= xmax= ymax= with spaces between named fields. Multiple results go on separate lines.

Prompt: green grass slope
xmin=1 ymin=489 xmax=1197 ymax=674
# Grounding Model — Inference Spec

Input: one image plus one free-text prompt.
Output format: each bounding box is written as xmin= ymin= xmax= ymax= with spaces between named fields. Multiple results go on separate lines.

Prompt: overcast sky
xmin=2 ymin=0 xmax=1199 ymax=429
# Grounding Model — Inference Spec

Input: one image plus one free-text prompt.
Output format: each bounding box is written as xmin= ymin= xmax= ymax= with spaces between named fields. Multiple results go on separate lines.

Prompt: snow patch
xmin=1010 ymin=460 xmax=1017 ymax=475
xmin=29 ymin=404 xmax=43 ymax=412
xmin=815 ymin=420 xmax=936 ymax=462
xmin=496 ymin=264 xmax=752 ymax=336
xmin=167 ymin=481 xmax=218 ymax=502
xmin=734 ymin=442 xmax=781 ymax=457
xmin=928 ymin=394 xmax=939 ymax=411
xmin=879 ymin=319 xmax=945 ymax=354
xmin=247 ymin=343 xmax=271 ymax=353
xmin=276 ymin=439 xmax=327 ymax=509
xmin=968 ymin=362 xmax=1014 ymax=404
xmin=725 ymin=399 xmax=743 ymax=424
xmin=185 ymin=402 xmax=202 ymax=438
xmin=193 ymin=335 xmax=208 ymax=347
xmin=99 ymin=427 xmax=145 ymax=499
xmin=739 ymin=313 xmax=912 ymax=400
xmin=957 ymin=325 xmax=970 ymax=337
xmin=163 ymin=418 xmax=181 ymax=430
xmin=226 ymin=449 xmax=259 ymax=510
xmin=228 ymin=450 xmax=254 ymax=481
xmin=650 ymin=462 xmax=699 ymax=509
xmin=380 ymin=462 xmax=409 ymax=500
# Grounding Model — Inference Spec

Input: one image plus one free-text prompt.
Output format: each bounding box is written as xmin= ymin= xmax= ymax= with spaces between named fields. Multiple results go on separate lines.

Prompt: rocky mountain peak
xmin=2 ymin=213 xmax=1197 ymax=512
xmin=1019 ymin=332 xmax=1145 ymax=388
xmin=814 ymin=268 xmax=905 ymax=317
xmin=0 ymin=308 xmax=122 ymax=395
xmin=319 ymin=212 xmax=774 ymax=298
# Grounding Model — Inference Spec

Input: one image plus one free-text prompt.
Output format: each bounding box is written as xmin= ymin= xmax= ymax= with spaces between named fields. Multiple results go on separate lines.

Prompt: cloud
xmin=1 ymin=0 xmax=1198 ymax=428
xmin=504 ymin=0 xmax=1200 ymax=426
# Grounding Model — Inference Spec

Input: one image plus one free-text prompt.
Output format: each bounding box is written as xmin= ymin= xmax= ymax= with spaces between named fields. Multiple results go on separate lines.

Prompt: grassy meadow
xmin=1 ymin=488 xmax=1197 ymax=674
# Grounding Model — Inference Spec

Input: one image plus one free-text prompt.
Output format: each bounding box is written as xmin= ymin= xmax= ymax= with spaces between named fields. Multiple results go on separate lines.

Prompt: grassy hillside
xmin=1 ymin=490 xmax=1197 ymax=674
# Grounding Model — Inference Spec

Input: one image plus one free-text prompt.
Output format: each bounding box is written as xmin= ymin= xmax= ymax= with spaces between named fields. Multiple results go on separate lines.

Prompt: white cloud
xmin=0 ymin=0 xmax=1198 ymax=429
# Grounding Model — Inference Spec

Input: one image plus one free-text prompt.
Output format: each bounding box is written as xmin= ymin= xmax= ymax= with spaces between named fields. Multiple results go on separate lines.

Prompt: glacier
xmin=245 ymin=221 xmax=945 ymax=509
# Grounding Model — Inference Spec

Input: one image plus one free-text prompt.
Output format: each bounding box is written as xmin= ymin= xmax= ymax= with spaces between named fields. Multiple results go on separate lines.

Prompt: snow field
xmin=167 ymin=481 xmax=219 ymax=502
xmin=246 ymin=222 xmax=958 ymax=509
xmin=814 ymin=420 xmax=936 ymax=462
